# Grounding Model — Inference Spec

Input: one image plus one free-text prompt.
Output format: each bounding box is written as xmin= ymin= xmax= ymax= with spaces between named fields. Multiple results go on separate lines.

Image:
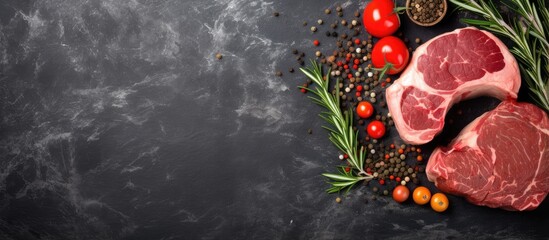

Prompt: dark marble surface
xmin=0 ymin=0 xmax=548 ymax=239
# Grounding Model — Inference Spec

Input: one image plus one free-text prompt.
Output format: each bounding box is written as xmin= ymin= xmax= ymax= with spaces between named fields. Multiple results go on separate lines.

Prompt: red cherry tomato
xmin=393 ymin=185 xmax=410 ymax=203
xmin=362 ymin=0 xmax=400 ymax=38
xmin=367 ymin=120 xmax=386 ymax=139
xmin=371 ymin=36 xmax=409 ymax=75
xmin=356 ymin=101 xmax=374 ymax=119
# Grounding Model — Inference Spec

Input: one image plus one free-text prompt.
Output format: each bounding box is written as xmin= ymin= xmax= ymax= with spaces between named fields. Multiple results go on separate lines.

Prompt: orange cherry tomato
xmin=392 ymin=185 xmax=410 ymax=203
xmin=412 ymin=186 xmax=432 ymax=205
xmin=430 ymin=193 xmax=449 ymax=212
xmin=356 ymin=101 xmax=374 ymax=119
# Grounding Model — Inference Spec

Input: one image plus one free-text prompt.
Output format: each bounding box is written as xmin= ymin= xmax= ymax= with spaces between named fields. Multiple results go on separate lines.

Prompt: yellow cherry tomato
xmin=430 ymin=193 xmax=449 ymax=212
xmin=413 ymin=186 xmax=432 ymax=205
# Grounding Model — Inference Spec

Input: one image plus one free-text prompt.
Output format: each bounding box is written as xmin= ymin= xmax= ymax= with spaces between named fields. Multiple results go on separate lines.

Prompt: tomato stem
xmin=373 ymin=63 xmax=393 ymax=82
xmin=393 ymin=6 xmax=408 ymax=14
xmin=392 ymin=0 xmax=408 ymax=14
xmin=373 ymin=52 xmax=395 ymax=81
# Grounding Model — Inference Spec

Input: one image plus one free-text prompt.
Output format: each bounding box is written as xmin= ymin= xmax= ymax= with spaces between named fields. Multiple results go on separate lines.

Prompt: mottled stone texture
xmin=0 ymin=0 xmax=547 ymax=239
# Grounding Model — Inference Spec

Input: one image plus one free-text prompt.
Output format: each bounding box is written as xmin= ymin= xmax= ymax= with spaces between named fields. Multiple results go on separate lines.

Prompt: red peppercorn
xmin=343 ymin=64 xmax=349 ymax=69
xmin=389 ymin=175 xmax=395 ymax=180
xmin=385 ymin=154 xmax=390 ymax=159
xmin=353 ymin=64 xmax=358 ymax=70
xmin=355 ymin=92 xmax=361 ymax=97
xmin=343 ymin=154 xmax=349 ymax=159
xmin=366 ymin=167 xmax=372 ymax=173
xmin=417 ymin=155 xmax=423 ymax=161
xmin=379 ymin=179 xmax=385 ymax=185
xmin=356 ymin=85 xmax=363 ymax=91
xmin=313 ymin=39 xmax=320 ymax=46
xmin=354 ymin=38 xmax=360 ymax=45
xmin=354 ymin=58 xmax=360 ymax=65
xmin=301 ymin=88 xmax=307 ymax=93
xmin=398 ymin=148 xmax=404 ymax=154
xmin=345 ymin=166 xmax=351 ymax=172
xmin=381 ymin=82 xmax=386 ymax=87
xmin=337 ymin=61 xmax=343 ymax=67
xmin=347 ymin=73 xmax=353 ymax=79
xmin=396 ymin=177 xmax=401 ymax=182
xmin=390 ymin=144 xmax=395 ymax=149
xmin=346 ymin=53 xmax=352 ymax=58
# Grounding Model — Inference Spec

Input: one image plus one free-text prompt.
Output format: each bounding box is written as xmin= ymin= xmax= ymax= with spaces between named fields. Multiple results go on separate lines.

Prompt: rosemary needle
xmin=300 ymin=61 xmax=373 ymax=194
xmin=451 ymin=0 xmax=549 ymax=112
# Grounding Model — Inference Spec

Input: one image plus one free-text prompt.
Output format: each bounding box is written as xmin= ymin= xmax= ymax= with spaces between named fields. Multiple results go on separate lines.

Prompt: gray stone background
xmin=0 ymin=0 xmax=547 ymax=239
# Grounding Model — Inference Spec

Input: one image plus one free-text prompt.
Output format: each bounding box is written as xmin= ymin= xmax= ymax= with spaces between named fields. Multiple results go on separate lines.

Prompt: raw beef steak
xmin=386 ymin=27 xmax=520 ymax=144
xmin=426 ymin=101 xmax=549 ymax=211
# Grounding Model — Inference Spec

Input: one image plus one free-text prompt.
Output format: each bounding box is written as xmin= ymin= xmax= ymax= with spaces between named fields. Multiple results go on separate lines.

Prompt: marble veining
xmin=0 ymin=0 xmax=547 ymax=239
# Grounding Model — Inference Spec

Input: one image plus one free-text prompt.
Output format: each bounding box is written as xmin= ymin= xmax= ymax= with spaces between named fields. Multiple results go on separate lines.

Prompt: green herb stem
xmin=451 ymin=0 xmax=549 ymax=112
xmin=300 ymin=61 xmax=373 ymax=193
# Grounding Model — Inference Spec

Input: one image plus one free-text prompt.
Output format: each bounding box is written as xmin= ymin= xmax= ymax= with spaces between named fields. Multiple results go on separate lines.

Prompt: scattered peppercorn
xmin=215 ymin=53 xmax=222 ymax=60
xmin=313 ymin=39 xmax=320 ymax=46
xmin=290 ymin=8 xmax=430 ymax=201
xmin=336 ymin=197 xmax=342 ymax=203
xmin=273 ymin=12 xmax=279 ymax=17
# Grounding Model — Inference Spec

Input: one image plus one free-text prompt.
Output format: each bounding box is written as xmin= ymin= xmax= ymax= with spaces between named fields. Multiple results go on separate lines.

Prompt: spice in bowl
xmin=406 ymin=0 xmax=447 ymax=26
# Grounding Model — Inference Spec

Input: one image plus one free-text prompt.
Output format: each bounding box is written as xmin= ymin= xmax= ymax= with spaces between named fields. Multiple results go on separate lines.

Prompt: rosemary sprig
xmin=300 ymin=61 xmax=373 ymax=193
xmin=451 ymin=0 xmax=549 ymax=112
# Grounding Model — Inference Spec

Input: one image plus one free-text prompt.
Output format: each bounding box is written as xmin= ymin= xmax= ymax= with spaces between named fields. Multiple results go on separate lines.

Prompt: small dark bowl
xmin=406 ymin=0 xmax=448 ymax=27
